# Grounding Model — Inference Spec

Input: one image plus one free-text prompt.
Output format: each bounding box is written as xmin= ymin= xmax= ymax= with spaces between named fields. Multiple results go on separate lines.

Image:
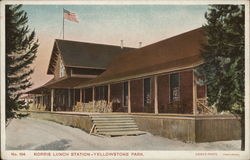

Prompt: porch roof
xmin=26 ymin=77 xmax=91 ymax=94
xmin=76 ymin=27 xmax=206 ymax=88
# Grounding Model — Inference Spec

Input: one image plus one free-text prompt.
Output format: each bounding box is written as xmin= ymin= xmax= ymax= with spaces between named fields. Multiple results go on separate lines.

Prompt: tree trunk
xmin=241 ymin=113 xmax=245 ymax=150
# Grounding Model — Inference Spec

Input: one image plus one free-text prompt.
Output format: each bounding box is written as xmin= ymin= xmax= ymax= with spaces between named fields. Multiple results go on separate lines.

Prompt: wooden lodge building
xmin=26 ymin=28 xmax=240 ymax=142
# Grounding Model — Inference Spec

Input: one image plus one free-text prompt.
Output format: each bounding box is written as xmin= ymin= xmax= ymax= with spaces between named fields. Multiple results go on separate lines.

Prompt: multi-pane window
xmin=144 ymin=78 xmax=151 ymax=105
xmin=97 ymin=85 xmax=108 ymax=101
xmin=123 ymin=82 xmax=128 ymax=106
xmin=59 ymin=59 xmax=65 ymax=77
xmin=170 ymin=73 xmax=180 ymax=102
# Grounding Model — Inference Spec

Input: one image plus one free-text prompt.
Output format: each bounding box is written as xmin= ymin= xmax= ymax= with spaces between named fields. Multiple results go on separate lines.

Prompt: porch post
xmin=68 ymin=89 xmax=71 ymax=108
xmin=51 ymin=89 xmax=54 ymax=112
xmin=193 ymin=70 xmax=197 ymax=115
xmin=80 ymin=88 xmax=83 ymax=103
xmin=33 ymin=95 xmax=35 ymax=105
xmin=154 ymin=75 xmax=159 ymax=114
xmin=128 ymin=80 xmax=131 ymax=113
xmin=83 ymin=88 xmax=85 ymax=103
xmin=108 ymin=84 xmax=110 ymax=103
xmin=92 ymin=86 xmax=95 ymax=108
xmin=73 ymin=89 xmax=75 ymax=106
xmin=41 ymin=92 xmax=44 ymax=107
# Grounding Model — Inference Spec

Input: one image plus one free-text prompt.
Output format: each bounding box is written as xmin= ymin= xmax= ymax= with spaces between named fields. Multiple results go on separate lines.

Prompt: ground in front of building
xmin=6 ymin=117 xmax=240 ymax=150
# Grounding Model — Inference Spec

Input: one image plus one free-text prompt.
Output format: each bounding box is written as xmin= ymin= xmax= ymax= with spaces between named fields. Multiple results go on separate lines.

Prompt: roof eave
xmin=75 ymin=62 xmax=203 ymax=88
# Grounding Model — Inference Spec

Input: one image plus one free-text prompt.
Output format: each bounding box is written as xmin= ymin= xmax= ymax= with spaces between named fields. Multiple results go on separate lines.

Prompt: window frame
xmin=123 ymin=81 xmax=128 ymax=107
xmin=143 ymin=77 xmax=151 ymax=107
xmin=169 ymin=72 xmax=180 ymax=102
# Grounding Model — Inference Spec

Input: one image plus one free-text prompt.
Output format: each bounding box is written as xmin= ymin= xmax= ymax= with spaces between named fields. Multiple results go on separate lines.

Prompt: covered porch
xmin=26 ymin=69 xmax=213 ymax=116
xmin=73 ymin=68 xmax=214 ymax=116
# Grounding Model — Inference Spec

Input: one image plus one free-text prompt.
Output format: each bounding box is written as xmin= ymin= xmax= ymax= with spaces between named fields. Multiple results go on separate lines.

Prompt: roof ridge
xmin=55 ymin=39 xmax=135 ymax=49
xmin=117 ymin=27 xmax=203 ymax=56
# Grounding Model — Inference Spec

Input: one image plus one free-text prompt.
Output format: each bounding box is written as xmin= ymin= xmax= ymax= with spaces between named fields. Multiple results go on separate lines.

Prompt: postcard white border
xmin=1 ymin=0 xmax=250 ymax=160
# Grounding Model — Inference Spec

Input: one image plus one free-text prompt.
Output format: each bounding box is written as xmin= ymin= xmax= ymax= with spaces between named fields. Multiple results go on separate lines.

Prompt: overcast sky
xmin=21 ymin=4 xmax=209 ymax=90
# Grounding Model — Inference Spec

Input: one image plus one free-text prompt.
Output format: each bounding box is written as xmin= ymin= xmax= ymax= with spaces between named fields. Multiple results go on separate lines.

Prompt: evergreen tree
xmin=6 ymin=5 xmax=39 ymax=121
xmin=197 ymin=5 xmax=245 ymax=150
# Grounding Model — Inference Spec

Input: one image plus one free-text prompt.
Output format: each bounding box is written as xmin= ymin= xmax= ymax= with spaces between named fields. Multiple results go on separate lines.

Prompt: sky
xmin=21 ymin=4 xmax=209 ymax=90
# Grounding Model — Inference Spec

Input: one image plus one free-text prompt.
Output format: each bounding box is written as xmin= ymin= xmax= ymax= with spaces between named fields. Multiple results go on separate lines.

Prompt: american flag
xmin=63 ymin=9 xmax=79 ymax=23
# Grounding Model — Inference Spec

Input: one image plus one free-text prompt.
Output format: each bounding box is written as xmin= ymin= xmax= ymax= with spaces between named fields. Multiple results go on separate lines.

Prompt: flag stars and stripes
xmin=63 ymin=9 xmax=79 ymax=23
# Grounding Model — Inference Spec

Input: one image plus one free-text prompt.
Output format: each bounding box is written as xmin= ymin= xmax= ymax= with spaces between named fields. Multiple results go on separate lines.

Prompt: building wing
xmin=47 ymin=39 xmax=134 ymax=75
xmin=77 ymin=27 xmax=206 ymax=87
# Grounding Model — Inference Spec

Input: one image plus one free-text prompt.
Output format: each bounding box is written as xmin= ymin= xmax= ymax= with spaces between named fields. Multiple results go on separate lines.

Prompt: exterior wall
xmin=22 ymin=111 xmax=241 ymax=143
xmin=27 ymin=111 xmax=93 ymax=133
xmin=131 ymin=79 xmax=143 ymax=112
xmin=157 ymin=74 xmax=169 ymax=113
xmin=180 ymin=70 xmax=193 ymax=114
xmin=110 ymin=82 xmax=124 ymax=112
xmin=196 ymin=76 xmax=206 ymax=99
xmin=53 ymin=54 xmax=67 ymax=80
xmin=195 ymin=117 xmax=241 ymax=142
xmin=134 ymin=114 xmax=241 ymax=142
xmin=197 ymin=85 xmax=206 ymax=99
xmin=134 ymin=115 xmax=195 ymax=142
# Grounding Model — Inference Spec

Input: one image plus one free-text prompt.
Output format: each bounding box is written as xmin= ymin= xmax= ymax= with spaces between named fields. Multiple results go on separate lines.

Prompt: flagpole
xmin=63 ymin=8 xmax=64 ymax=39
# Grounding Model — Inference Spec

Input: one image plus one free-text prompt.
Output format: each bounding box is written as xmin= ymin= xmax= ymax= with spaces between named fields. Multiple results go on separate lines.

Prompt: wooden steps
xmin=98 ymin=131 xmax=146 ymax=136
xmin=89 ymin=114 xmax=146 ymax=137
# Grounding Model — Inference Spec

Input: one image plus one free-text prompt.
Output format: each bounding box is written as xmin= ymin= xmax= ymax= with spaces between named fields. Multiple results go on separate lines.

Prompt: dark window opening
xmin=84 ymin=88 xmax=93 ymax=103
xmin=123 ymin=82 xmax=128 ymax=106
xmin=96 ymin=85 xmax=108 ymax=101
xmin=170 ymin=73 xmax=180 ymax=102
xmin=75 ymin=89 xmax=80 ymax=104
xmin=144 ymin=78 xmax=151 ymax=106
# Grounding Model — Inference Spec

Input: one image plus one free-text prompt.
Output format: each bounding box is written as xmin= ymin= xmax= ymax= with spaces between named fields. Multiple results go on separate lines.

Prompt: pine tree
xmin=6 ymin=5 xmax=39 ymax=121
xmin=197 ymin=5 xmax=245 ymax=150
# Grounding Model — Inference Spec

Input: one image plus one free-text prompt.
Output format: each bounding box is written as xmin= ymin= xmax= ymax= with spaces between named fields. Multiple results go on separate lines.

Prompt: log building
xmin=26 ymin=28 xmax=241 ymax=141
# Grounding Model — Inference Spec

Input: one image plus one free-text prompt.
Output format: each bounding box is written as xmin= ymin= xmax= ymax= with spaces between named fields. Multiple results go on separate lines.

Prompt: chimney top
xmin=139 ymin=42 xmax=142 ymax=48
xmin=120 ymin=40 xmax=123 ymax=49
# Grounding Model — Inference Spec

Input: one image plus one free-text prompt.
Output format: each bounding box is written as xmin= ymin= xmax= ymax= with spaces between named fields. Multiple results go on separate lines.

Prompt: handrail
xmin=196 ymin=98 xmax=213 ymax=114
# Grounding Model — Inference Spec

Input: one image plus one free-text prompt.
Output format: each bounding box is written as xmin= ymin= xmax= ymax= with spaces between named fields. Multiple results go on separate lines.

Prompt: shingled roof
xmin=77 ymin=27 xmax=206 ymax=88
xmin=47 ymin=39 xmax=134 ymax=74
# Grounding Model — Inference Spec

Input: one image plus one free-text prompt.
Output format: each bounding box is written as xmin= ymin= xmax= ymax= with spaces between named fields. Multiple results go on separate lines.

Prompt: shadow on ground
xmin=34 ymin=139 xmax=71 ymax=150
xmin=7 ymin=143 xmax=35 ymax=150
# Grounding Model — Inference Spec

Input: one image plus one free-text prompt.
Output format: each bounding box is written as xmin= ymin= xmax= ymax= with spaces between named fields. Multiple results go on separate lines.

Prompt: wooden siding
xmin=131 ymin=79 xmax=143 ymax=112
xmin=197 ymin=84 xmax=206 ymax=99
xmin=54 ymin=54 xmax=67 ymax=80
xmin=180 ymin=70 xmax=193 ymax=114
xmin=157 ymin=74 xmax=169 ymax=113
xmin=195 ymin=118 xmax=241 ymax=142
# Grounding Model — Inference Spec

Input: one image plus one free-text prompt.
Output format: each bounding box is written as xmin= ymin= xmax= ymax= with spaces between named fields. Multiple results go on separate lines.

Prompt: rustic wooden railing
xmin=196 ymin=98 xmax=214 ymax=114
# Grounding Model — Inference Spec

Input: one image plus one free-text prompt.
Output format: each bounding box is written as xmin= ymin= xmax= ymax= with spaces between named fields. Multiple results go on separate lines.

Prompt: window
xmin=97 ymin=85 xmax=108 ymax=101
xmin=144 ymin=78 xmax=151 ymax=105
xmin=123 ymin=82 xmax=128 ymax=106
xmin=84 ymin=88 xmax=93 ymax=103
xmin=59 ymin=59 xmax=65 ymax=78
xmin=100 ymin=86 xmax=104 ymax=100
xmin=170 ymin=73 xmax=180 ymax=102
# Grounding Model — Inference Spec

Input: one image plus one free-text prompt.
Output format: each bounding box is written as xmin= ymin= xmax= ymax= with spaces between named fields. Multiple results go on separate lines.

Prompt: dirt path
xmin=6 ymin=117 xmax=240 ymax=150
